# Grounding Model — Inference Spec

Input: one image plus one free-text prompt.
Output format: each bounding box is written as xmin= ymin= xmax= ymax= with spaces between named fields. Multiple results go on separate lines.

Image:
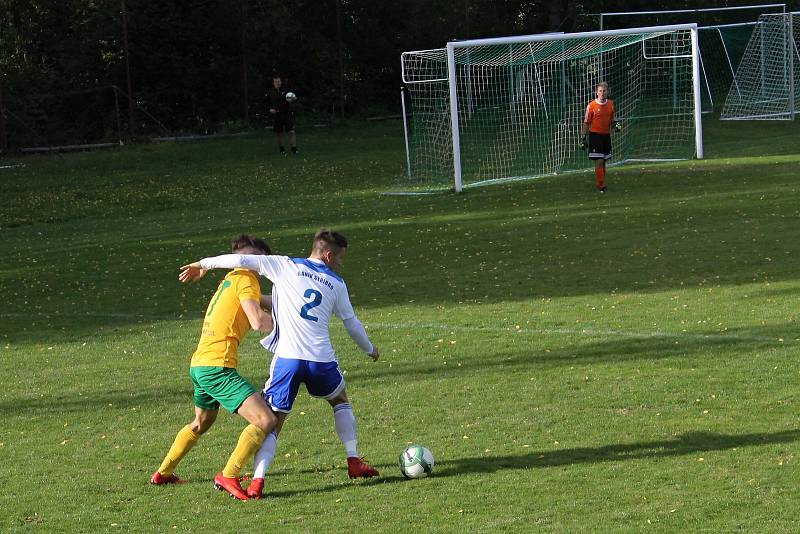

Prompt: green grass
xmin=1 ymin=117 xmax=799 ymax=532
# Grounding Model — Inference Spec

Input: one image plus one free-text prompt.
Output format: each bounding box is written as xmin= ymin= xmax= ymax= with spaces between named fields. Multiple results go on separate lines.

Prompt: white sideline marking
xmin=367 ymin=322 xmax=793 ymax=344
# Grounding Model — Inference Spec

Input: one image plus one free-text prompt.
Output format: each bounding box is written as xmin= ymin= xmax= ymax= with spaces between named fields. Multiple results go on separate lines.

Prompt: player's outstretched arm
xmin=179 ymin=262 xmax=207 ymax=283
xmin=199 ymin=254 xmax=274 ymax=279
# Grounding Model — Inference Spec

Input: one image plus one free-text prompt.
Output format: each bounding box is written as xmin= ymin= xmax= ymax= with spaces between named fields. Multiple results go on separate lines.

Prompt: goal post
xmin=402 ymin=24 xmax=703 ymax=192
xmin=400 ymin=47 xmax=453 ymax=189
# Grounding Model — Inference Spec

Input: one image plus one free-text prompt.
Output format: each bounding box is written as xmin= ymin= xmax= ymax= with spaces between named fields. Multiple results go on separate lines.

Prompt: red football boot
xmin=213 ymin=472 xmax=248 ymax=501
xmin=246 ymin=477 xmax=265 ymax=499
xmin=347 ymin=457 xmax=379 ymax=479
xmin=150 ymin=471 xmax=186 ymax=485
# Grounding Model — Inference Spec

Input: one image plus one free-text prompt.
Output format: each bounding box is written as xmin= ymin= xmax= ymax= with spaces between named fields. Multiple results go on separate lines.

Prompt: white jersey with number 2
xmin=199 ymin=254 xmax=361 ymax=363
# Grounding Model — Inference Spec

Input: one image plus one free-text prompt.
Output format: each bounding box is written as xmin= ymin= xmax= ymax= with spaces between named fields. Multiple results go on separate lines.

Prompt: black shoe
xmin=598 ymin=186 xmax=607 ymax=193
xmin=279 ymin=146 xmax=286 ymax=156
xmin=291 ymin=147 xmax=298 ymax=155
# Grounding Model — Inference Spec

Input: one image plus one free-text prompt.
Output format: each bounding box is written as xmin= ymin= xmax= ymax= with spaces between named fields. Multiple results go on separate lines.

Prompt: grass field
xmin=1 ymin=116 xmax=799 ymax=532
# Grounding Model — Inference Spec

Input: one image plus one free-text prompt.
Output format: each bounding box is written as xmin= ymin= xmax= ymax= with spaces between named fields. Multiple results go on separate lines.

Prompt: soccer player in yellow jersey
xmin=150 ymin=235 xmax=277 ymax=501
xmin=580 ymin=81 xmax=620 ymax=192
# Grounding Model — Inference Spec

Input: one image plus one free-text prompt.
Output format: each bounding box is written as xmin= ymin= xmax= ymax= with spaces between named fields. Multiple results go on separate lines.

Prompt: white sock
xmin=252 ymin=431 xmax=278 ymax=479
xmin=333 ymin=403 xmax=358 ymax=457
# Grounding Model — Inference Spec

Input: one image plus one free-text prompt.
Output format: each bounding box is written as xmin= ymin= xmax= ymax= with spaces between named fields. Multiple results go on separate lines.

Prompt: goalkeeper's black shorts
xmin=588 ymin=132 xmax=611 ymax=160
xmin=273 ymin=112 xmax=295 ymax=133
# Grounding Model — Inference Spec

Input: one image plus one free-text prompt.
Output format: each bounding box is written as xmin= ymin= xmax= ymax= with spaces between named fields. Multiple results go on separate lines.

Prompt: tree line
xmin=0 ymin=0 xmax=793 ymax=149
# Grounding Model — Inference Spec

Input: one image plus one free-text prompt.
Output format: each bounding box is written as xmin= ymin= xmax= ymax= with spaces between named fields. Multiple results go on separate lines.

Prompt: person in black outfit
xmin=267 ymin=75 xmax=297 ymax=155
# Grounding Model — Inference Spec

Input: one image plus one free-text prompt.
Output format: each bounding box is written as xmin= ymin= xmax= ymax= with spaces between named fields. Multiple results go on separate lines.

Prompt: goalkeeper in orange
xmin=580 ymin=81 xmax=620 ymax=192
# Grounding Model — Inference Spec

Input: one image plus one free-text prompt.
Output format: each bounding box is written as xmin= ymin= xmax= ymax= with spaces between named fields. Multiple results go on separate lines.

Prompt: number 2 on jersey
xmin=299 ymin=289 xmax=322 ymax=322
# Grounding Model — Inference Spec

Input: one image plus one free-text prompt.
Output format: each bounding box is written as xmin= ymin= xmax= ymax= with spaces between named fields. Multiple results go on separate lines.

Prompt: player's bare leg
xmin=275 ymin=132 xmax=286 ymax=155
xmin=151 ymin=407 xmax=218 ymax=485
xmin=215 ymin=395 xmax=276 ymax=500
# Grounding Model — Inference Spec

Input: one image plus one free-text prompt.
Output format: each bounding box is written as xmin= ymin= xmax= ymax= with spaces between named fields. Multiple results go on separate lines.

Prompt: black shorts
xmin=588 ymin=132 xmax=611 ymax=160
xmin=273 ymin=113 xmax=295 ymax=134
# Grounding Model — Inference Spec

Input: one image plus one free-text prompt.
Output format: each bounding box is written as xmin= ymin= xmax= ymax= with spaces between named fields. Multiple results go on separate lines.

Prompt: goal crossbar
xmin=448 ymin=24 xmax=699 ymax=49
xmin=594 ymin=4 xmax=785 ymax=19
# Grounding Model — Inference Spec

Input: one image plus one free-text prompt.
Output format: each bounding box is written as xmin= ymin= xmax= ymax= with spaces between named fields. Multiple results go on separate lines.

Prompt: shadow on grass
xmin=346 ymin=323 xmax=794 ymax=382
xmin=1 ymin=386 xmax=189 ymax=416
xmin=434 ymin=429 xmax=800 ymax=476
xmin=260 ymin=429 xmax=799 ymax=499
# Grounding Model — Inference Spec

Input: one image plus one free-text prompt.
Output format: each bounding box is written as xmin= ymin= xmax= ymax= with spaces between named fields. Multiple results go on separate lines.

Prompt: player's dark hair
xmin=231 ymin=234 xmax=271 ymax=254
xmin=312 ymin=229 xmax=347 ymax=254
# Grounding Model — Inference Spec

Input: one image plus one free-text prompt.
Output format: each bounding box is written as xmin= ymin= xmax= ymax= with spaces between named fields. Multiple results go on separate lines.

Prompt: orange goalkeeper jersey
xmin=584 ymin=99 xmax=615 ymax=134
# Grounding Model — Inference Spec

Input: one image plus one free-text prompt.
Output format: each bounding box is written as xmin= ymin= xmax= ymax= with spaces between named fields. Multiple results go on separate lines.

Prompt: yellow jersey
xmin=190 ymin=268 xmax=261 ymax=368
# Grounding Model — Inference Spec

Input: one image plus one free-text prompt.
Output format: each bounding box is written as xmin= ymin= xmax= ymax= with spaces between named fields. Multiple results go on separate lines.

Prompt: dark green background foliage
xmin=2 ymin=0 xmax=797 ymax=146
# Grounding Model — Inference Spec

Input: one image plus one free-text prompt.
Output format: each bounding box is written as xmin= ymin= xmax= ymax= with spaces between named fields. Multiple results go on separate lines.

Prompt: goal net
xmin=697 ymin=24 xmax=756 ymax=113
xmin=401 ymin=25 xmax=703 ymax=192
xmin=721 ymin=13 xmax=800 ymax=120
xmin=587 ymin=4 xmax=785 ymax=114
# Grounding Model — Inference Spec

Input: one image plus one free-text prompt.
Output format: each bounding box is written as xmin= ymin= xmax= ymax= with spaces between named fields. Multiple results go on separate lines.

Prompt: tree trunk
xmin=0 ymin=78 xmax=6 ymax=152
xmin=335 ymin=0 xmax=345 ymax=119
xmin=240 ymin=0 xmax=249 ymax=125
xmin=548 ymin=0 xmax=565 ymax=32
xmin=121 ymin=0 xmax=135 ymax=137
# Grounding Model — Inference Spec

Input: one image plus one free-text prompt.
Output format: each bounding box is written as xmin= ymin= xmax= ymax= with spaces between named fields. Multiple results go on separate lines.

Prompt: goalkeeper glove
xmin=614 ymin=122 xmax=622 ymax=132
xmin=579 ymin=136 xmax=588 ymax=150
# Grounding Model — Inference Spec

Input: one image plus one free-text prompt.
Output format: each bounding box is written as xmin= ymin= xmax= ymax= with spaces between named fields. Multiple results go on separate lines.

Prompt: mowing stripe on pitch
xmin=1 ymin=313 xmax=793 ymax=344
xmin=366 ymin=322 xmax=795 ymax=344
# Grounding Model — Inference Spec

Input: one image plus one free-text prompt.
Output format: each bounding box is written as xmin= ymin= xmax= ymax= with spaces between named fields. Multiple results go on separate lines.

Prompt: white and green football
xmin=399 ymin=444 xmax=434 ymax=479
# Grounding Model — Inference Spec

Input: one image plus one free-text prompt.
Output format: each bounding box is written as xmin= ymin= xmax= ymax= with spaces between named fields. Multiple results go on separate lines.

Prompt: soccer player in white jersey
xmin=179 ymin=229 xmax=381 ymax=499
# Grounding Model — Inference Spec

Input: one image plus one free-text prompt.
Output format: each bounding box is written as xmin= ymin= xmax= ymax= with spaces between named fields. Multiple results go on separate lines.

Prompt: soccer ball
xmin=399 ymin=444 xmax=434 ymax=479
xmin=285 ymin=92 xmax=297 ymax=103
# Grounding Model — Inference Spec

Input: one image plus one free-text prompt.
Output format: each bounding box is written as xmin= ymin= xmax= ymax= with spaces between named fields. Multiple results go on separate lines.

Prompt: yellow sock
xmin=222 ymin=424 xmax=266 ymax=478
xmin=158 ymin=425 xmax=201 ymax=476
